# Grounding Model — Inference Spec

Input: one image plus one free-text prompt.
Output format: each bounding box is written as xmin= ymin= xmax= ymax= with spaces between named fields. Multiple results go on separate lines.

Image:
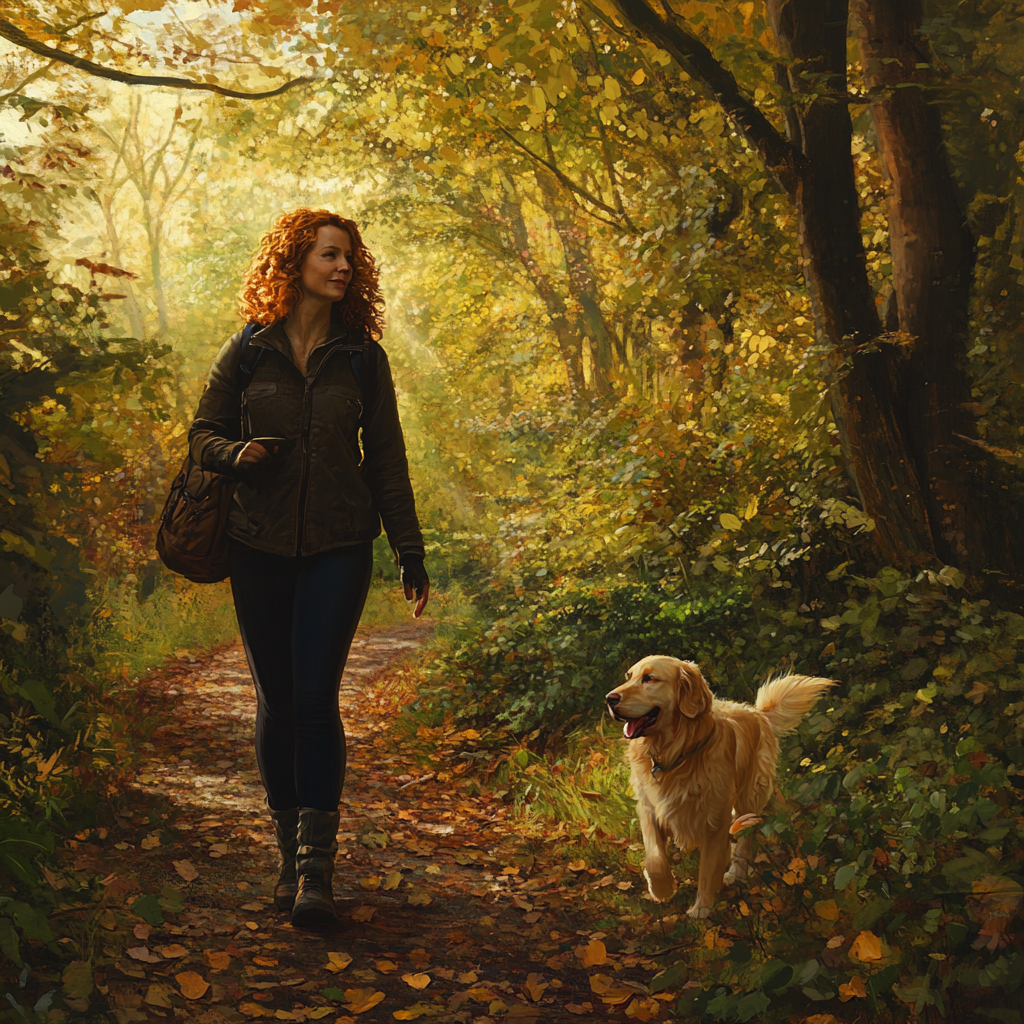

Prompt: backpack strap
xmin=237 ymin=322 xmax=264 ymax=441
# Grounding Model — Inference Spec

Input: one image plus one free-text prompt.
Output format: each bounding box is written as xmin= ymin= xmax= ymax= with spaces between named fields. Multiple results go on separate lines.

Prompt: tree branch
xmin=606 ymin=0 xmax=806 ymax=200
xmin=0 ymin=19 xmax=313 ymax=100
xmin=495 ymin=124 xmax=630 ymax=228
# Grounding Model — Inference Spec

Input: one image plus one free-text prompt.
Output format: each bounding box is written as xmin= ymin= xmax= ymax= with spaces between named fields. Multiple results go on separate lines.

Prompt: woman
xmin=188 ymin=208 xmax=429 ymax=927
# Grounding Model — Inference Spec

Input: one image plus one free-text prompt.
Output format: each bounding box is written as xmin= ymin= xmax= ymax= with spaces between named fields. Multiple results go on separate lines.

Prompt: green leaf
xmin=0 ymin=918 xmax=21 ymax=966
xmin=650 ymin=961 xmax=688 ymax=993
xmin=322 ymin=987 xmax=346 ymax=1001
xmin=834 ymin=863 xmax=858 ymax=890
xmin=130 ymin=894 xmax=164 ymax=925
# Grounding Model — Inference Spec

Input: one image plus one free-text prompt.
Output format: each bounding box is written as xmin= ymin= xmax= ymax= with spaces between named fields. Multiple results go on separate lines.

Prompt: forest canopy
xmin=1 ymin=0 xmax=1023 ymax=1021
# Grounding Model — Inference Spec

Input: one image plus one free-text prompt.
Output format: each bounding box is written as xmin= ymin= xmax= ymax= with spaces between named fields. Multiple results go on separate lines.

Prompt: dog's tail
xmin=755 ymin=674 xmax=836 ymax=736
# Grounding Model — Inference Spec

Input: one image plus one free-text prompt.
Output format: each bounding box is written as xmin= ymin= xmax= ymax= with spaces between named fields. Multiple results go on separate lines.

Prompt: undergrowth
xmin=396 ymin=565 xmax=1024 ymax=1022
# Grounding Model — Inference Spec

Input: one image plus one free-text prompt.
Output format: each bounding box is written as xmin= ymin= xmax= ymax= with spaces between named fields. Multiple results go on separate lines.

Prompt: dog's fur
xmin=606 ymin=656 xmax=834 ymax=919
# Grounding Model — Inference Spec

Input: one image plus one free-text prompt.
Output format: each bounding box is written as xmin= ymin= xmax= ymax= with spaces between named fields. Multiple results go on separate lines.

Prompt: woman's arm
xmin=361 ymin=346 xmax=426 ymax=561
xmin=188 ymin=333 xmax=250 ymax=473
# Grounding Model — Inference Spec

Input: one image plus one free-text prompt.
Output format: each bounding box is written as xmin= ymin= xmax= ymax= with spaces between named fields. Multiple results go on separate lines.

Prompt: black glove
xmin=399 ymin=554 xmax=429 ymax=600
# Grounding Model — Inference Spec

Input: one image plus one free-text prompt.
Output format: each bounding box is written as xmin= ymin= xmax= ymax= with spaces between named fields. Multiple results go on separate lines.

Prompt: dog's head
xmin=605 ymin=656 xmax=712 ymax=740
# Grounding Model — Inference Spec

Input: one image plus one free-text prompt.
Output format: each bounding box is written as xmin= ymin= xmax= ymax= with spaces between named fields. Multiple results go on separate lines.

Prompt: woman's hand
xmin=233 ymin=441 xmax=270 ymax=467
xmin=400 ymin=555 xmax=430 ymax=618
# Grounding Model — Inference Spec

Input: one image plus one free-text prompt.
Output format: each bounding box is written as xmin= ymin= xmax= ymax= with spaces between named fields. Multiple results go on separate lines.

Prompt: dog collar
xmin=650 ymin=724 xmax=715 ymax=779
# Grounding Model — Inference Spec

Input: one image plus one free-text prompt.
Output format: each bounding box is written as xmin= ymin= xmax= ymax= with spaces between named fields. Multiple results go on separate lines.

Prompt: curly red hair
xmin=239 ymin=208 xmax=385 ymax=336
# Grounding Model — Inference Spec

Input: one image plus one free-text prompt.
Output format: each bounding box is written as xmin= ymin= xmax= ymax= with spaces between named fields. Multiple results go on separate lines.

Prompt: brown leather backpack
xmin=156 ymin=324 xmax=260 ymax=583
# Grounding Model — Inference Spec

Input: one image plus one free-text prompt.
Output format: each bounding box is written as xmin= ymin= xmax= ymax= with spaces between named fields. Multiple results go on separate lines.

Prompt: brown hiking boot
xmin=290 ymin=807 xmax=339 ymax=928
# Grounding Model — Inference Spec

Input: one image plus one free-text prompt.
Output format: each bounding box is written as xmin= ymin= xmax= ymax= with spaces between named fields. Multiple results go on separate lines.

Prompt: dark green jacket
xmin=188 ymin=321 xmax=425 ymax=560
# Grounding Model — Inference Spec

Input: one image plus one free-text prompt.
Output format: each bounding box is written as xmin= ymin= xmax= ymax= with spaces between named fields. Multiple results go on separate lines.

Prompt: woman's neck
xmin=283 ymin=296 xmax=333 ymax=374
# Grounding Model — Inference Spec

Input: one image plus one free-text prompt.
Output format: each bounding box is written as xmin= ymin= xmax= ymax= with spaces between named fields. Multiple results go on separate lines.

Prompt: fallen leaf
xmin=376 ymin=961 xmax=399 ymax=974
xmin=342 ymin=988 xmax=385 ymax=1014
xmin=849 ymin=931 xmax=882 ymax=962
xmin=351 ymin=905 xmax=377 ymax=923
xmin=244 ymin=921 xmax=259 ymax=931
xmin=62 ymin=961 xmax=93 ymax=1000
xmin=205 ymin=951 xmax=231 ymax=971
xmin=176 ymin=971 xmax=210 ymax=1000
xmin=466 ymin=987 xmax=500 ymax=1002
xmin=838 ymin=976 xmax=867 ymax=1001
xmin=814 ymin=899 xmax=840 ymax=921
xmin=141 ymin=833 xmax=161 ymax=850
xmin=327 ymin=952 xmax=353 ymax=973
xmin=616 ymin=881 xmax=632 ymax=891
xmin=523 ymin=973 xmax=548 ymax=1002
xmin=133 ymin=924 xmax=152 ymax=941
xmin=144 ymin=984 xmax=173 ymax=1008
xmin=239 ymin=1003 xmax=269 ymax=1018
xmin=458 ymin=971 xmax=478 ymax=984
xmin=173 ymin=860 xmax=198 ymax=883
xmin=127 ymin=946 xmax=162 ymax=964
xmin=425 ymin=865 xmax=441 ymax=876
xmin=359 ymin=876 xmax=382 ymax=891
xmin=402 ymin=973 xmax=431 ymax=989
xmin=383 ymin=871 xmax=403 ymax=890
xmin=241 ymin=902 xmax=266 ymax=912
xmin=568 ymin=860 xmax=587 ymax=872
xmin=159 ymin=945 xmax=189 ymax=959
xmin=589 ymin=974 xmax=633 ymax=1005
xmin=253 ymin=957 xmax=279 ymax=967
xmin=307 ymin=1011 xmax=333 ymax=1021
xmin=578 ymin=939 xmax=607 ymax=967
xmin=393 ymin=1004 xmax=432 ymax=1020
xmin=407 ymin=892 xmax=432 ymax=907
xmin=826 ymin=935 xmax=845 ymax=949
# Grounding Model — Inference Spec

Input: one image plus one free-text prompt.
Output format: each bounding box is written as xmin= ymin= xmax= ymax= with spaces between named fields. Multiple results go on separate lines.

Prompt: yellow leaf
xmin=524 ymin=972 xmax=549 ymax=1001
xmin=407 ymin=892 xmax=432 ymax=907
xmin=402 ymin=973 xmax=431 ymax=989
xmin=568 ymin=860 xmax=587 ymax=872
xmin=359 ymin=876 xmax=381 ymax=891
xmin=343 ymin=988 xmax=386 ymax=1014
xmin=145 ymin=984 xmax=173 ymax=1008
xmin=604 ymin=77 xmax=621 ymax=99
xmin=838 ymin=975 xmax=867 ymax=1001
xmin=814 ymin=899 xmax=840 ymax=921
xmin=326 ymin=952 xmax=353 ymax=973
xmin=719 ymin=512 xmax=743 ymax=531
xmin=159 ymin=944 xmax=188 ymax=959
xmin=849 ymin=931 xmax=882 ymax=962
xmin=744 ymin=494 xmax=760 ymax=520
xmin=351 ymin=905 xmax=376 ymax=922
xmin=239 ymin=1004 xmax=268 ymax=1019
xmin=253 ymin=957 xmax=278 ymax=967
xmin=376 ymin=960 xmax=399 ymax=974
xmin=458 ymin=971 xmax=479 ymax=984
xmin=445 ymin=54 xmax=465 ymax=74
xmin=383 ymin=871 xmax=403 ymax=890
xmin=738 ymin=2 xmax=754 ymax=19
xmin=578 ymin=939 xmax=607 ymax=967
xmin=176 ymin=971 xmax=209 ymax=1000
xmin=631 ymin=69 xmax=646 ymax=85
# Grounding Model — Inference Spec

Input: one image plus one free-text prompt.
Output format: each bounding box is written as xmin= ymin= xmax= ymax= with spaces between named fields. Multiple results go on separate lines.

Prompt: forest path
xmin=74 ymin=622 xmax=672 ymax=1024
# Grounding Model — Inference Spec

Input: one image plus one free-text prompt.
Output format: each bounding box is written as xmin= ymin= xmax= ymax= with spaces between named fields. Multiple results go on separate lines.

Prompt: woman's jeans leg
xmin=229 ymin=541 xmax=373 ymax=812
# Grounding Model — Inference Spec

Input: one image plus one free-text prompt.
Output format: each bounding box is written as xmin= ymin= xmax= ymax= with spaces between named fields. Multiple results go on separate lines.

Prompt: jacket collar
xmin=249 ymin=315 xmax=367 ymax=360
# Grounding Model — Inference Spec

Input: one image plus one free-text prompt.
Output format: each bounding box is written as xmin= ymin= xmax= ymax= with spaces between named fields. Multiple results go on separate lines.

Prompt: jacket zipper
xmin=294 ymin=344 xmax=352 ymax=555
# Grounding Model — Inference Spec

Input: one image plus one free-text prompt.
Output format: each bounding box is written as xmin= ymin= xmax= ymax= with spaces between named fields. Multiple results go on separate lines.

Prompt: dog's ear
xmin=676 ymin=661 xmax=712 ymax=719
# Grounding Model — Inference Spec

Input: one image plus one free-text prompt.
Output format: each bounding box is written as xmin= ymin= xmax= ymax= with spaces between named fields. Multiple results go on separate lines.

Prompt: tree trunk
xmin=535 ymin=169 xmax=614 ymax=392
xmin=99 ymin=194 xmax=146 ymax=340
xmin=766 ymin=0 xmax=937 ymax=564
xmin=853 ymin=0 xmax=1019 ymax=570
xmin=500 ymin=195 xmax=587 ymax=398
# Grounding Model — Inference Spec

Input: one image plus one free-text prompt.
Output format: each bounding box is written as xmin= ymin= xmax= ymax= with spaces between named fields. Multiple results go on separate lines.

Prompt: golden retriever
xmin=606 ymin=656 xmax=834 ymax=918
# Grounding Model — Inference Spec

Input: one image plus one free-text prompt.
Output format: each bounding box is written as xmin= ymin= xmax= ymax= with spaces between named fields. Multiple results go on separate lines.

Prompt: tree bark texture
xmin=535 ymin=169 xmax=614 ymax=392
xmin=766 ymin=0 xmax=937 ymax=564
xmin=853 ymin=0 xmax=1019 ymax=571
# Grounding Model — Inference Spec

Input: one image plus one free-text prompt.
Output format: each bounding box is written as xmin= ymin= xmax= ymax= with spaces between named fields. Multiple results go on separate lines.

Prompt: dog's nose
xmin=606 ymin=692 xmax=621 ymax=706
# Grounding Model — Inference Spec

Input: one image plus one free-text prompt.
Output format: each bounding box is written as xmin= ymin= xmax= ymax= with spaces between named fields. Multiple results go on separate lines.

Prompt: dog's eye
xmin=642 ymin=674 xmax=651 ymax=683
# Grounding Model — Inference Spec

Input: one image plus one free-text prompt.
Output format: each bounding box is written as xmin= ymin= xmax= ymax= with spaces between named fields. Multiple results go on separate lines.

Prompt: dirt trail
xmin=59 ymin=622 xmax=673 ymax=1024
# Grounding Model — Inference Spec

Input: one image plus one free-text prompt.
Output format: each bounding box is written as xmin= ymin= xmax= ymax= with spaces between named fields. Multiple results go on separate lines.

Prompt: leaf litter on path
xmin=57 ymin=622 xmax=675 ymax=1023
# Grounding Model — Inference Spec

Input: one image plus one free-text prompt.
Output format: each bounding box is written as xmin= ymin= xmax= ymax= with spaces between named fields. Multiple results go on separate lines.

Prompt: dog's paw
xmin=643 ymin=868 xmax=676 ymax=904
xmin=686 ymin=902 xmax=712 ymax=920
xmin=724 ymin=859 xmax=750 ymax=885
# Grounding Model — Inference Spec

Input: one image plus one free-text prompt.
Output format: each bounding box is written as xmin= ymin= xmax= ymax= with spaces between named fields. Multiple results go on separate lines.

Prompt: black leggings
xmin=229 ymin=540 xmax=372 ymax=812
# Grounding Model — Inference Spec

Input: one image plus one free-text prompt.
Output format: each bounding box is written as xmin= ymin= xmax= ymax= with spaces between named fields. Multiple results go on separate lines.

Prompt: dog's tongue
xmin=624 ymin=716 xmax=646 ymax=739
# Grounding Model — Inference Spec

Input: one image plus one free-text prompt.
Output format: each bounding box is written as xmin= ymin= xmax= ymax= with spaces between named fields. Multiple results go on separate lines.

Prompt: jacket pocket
xmin=245 ymin=382 xmax=278 ymax=398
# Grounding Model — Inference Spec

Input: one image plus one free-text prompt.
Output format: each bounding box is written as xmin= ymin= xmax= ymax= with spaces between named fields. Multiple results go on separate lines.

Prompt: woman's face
xmin=298 ymin=225 xmax=353 ymax=304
